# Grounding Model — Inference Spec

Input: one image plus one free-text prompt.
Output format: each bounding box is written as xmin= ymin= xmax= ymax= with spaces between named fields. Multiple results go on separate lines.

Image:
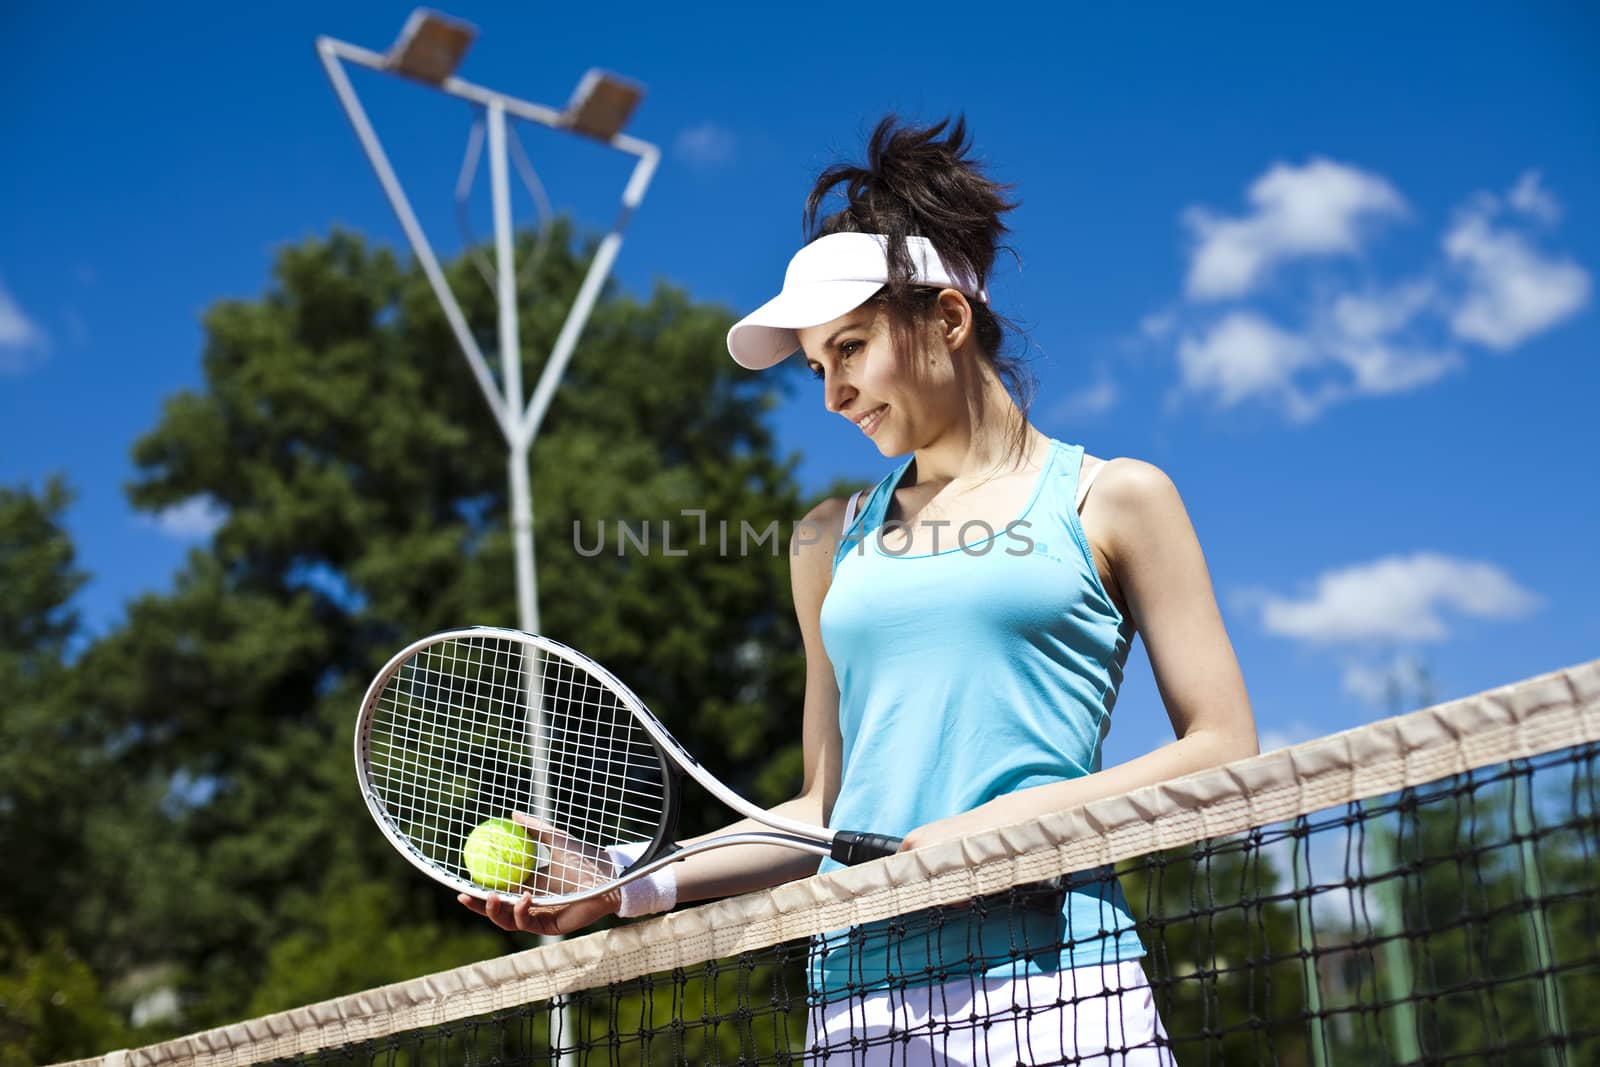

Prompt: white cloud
xmin=1052 ymin=378 xmax=1118 ymax=421
xmin=149 ymin=497 xmax=227 ymax=540
xmin=674 ymin=121 xmax=736 ymax=169
xmin=1326 ymin=280 xmax=1433 ymax=341
xmin=1341 ymin=653 xmax=1434 ymax=708
xmin=1260 ymin=553 xmax=1540 ymax=645
xmin=1508 ymin=170 xmax=1561 ymax=224
xmin=1183 ymin=159 xmax=1406 ymax=301
xmin=0 ymin=280 xmax=48 ymax=374
xmin=1154 ymin=166 xmax=1590 ymax=421
xmin=1319 ymin=281 xmax=1461 ymax=396
xmin=1340 ymin=662 xmax=1390 ymax=706
xmin=1444 ymin=202 xmax=1590 ymax=350
xmin=1139 ymin=308 xmax=1177 ymax=339
xmin=1175 ymin=286 xmax=1461 ymax=420
xmin=1331 ymin=338 xmax=1459 ymax=396
xmin=1176 ymin=311 xmax=1319 ymax=415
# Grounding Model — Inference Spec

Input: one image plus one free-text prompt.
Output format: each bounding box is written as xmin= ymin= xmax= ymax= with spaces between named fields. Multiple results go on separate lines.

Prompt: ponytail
xmin=804 ymin=116 xmax=1035 ymax=450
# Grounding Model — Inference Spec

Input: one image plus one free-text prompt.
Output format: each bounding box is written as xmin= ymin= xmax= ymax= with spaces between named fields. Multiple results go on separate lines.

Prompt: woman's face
xmin=796 ymin=299 xmax=962 ymax=457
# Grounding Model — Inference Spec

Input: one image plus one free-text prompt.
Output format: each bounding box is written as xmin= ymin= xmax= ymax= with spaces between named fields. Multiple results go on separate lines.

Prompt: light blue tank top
xmin=811 ymin=439 xmax=1144 ymax=999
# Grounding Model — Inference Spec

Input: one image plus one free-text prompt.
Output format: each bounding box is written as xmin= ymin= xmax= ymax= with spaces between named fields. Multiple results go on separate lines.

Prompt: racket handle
xmin=830 ymin=831 xmax=902 ymax=865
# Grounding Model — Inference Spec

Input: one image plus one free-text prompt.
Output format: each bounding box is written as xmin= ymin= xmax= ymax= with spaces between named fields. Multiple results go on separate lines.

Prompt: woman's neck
xmin=910 ymin=372 xmax=1046 ymax=487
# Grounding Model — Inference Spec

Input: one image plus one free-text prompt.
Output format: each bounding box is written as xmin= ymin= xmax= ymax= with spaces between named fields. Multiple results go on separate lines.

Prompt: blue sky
xmin=3 ymin=2 xmax=1596 ymax=768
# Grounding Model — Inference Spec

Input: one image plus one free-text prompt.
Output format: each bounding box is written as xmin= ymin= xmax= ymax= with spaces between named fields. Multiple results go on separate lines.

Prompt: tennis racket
xmin=355 ymin=626 xmax=902 ymax=904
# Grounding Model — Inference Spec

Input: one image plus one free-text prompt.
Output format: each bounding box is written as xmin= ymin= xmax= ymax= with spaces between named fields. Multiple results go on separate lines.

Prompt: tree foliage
xmin=0 ymin=481 xmax=134 ymax=1060
xmin=0 ymin=926 xmax=127 ymax=1066
xmin=0 ymin=223 xmax=809 ymax=1056
xmin=0 ymin=478 xmax=91 ymax=926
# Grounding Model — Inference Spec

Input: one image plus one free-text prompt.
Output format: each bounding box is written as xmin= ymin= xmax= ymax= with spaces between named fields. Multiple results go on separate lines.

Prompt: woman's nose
xmin=824 ymin=371 xmax=856 ymax=414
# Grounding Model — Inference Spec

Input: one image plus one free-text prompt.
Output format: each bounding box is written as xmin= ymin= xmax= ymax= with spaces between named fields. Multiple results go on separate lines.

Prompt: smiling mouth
xmin=852 ymin=404 xmax=888 ymax=435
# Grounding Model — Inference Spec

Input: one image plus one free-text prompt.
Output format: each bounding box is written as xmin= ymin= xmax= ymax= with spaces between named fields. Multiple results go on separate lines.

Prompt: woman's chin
xmin=858 ymin=413 xmax=908 ymax=456
xmin=870 ymin=435 xmax=906 ymax=457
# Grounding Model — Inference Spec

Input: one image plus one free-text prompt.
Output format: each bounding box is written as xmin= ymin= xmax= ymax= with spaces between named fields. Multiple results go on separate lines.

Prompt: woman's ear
xmin=935 ymin=289 xmax=974 ymax=350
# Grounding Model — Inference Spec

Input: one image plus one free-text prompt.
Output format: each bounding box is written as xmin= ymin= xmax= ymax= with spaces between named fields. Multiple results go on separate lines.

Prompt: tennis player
xmin=465 ymin=116 xmax=1257 ymax=1065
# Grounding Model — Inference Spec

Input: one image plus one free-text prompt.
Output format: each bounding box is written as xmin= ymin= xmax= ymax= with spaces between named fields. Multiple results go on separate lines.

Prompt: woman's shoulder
xmin=1043 ymin=442 xmax=1174 ymax=507
xmin=1078 ymin=456 xmax=1191 ymax=554
xmin=791 ymin=490 xmax=867 ymax=563
xmin=1083 ymin=457 xmax=1179 ymax=505
xmin=789 ymin=493 xmax=861 ymax=603
xmin=796 ymin=494 xmax=853 ymax=544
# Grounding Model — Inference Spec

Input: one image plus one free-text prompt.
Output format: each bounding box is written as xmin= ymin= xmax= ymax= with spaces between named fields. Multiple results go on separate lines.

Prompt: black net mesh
xmin=278 ymin=740 xmax=1600 ymax=1066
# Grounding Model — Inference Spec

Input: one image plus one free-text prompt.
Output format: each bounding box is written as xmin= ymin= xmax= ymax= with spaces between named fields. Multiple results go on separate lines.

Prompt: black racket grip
xmin=830 ymin=831 xmax=902 ymax=865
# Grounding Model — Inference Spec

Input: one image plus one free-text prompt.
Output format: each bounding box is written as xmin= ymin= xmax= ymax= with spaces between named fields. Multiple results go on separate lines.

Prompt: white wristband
xmin=605 ymin=841 xmax=678 ymax=918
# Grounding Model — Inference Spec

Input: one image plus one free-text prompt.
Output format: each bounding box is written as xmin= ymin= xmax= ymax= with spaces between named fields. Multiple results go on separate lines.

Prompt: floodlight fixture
xmin=564 ymin=69 xmax=644 ymax=141
xmin=385 ymin=8 xmax=477 ymax=84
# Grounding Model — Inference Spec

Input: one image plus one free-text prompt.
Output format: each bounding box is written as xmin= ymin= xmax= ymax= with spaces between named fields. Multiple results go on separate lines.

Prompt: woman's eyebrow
xmin=823 ymin=321 xmax=870 ymax=349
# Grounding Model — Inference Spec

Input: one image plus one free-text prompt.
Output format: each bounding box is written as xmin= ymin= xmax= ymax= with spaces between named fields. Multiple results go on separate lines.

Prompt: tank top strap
xmin=1046 ymin=442 xmax=1087 ymax=514
xmin=833 ymin=455 xmax=914 ymax=575
xmin=1044 ymin=442 xmax=1126 ymax=625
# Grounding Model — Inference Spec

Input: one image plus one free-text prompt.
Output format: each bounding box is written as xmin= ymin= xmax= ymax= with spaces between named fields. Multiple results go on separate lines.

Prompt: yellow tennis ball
xmin=462 ymin=817 xmax=539 ymax=892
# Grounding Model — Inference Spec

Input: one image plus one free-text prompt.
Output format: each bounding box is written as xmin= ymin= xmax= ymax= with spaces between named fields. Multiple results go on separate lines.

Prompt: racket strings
xmin=365 ymin=634 xmax=668 ymax=898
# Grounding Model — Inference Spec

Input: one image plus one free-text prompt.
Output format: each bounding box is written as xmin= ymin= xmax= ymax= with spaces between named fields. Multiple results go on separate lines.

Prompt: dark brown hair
xmin=803 ymin=116 xmax=1034 ymax=450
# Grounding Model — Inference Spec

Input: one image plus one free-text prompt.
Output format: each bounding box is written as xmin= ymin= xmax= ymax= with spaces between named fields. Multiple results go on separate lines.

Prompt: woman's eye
xmin=840 ymin=341 xmax=862 ymax=358
xmin=808 ymin=364 xmax=824 ymax=380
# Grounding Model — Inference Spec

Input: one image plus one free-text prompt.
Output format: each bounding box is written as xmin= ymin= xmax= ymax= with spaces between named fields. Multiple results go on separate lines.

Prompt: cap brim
xmin=726 ymin=279 xmax=884 ymax=370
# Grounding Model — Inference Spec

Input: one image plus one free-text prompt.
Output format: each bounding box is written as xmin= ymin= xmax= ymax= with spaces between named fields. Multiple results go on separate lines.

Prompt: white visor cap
xmin=725 ymin=232 xmax=989 ymax=370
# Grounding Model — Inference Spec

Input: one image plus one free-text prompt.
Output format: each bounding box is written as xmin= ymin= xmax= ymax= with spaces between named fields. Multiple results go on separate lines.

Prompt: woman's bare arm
xmin=897 ymin=460 xmax=1257 ymax=850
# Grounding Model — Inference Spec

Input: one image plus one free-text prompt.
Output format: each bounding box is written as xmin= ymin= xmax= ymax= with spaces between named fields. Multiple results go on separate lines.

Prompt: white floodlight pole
xmin=316 ymin=39 xmax=513 ymax=441
xmin=317 ymin=23 xmax=658 ymax=1063
xmin=315 ymin=34 xmax=658 ymax=642
xmin=484 ymin=101 xmax=539 ymax=634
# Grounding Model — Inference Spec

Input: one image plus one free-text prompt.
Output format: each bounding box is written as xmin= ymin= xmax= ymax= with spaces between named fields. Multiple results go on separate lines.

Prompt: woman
xmin=464 ymin=116 xmax=1258 ymax=1065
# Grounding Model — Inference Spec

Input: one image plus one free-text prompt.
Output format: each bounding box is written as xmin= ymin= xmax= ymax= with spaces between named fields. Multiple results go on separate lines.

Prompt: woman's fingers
xmin=510 ymin=811 xmax=610 ymax=876
xmin=525 ymin=893 xmax=620 ymax=935
xmin=468 ymin=889 xmax=573 ymax=935
xmin=510 ymin=812 xmax=573 ymax=855
xmin=512 ymin=811 xmax=578 ymax=852
xmin=543 ymin=850 xmax=610 ymax=893
xmin=513 ymin=893 xmax=562 ymax=933
xmin=472 ymin=891 xmax=523 ymax=932
xmin=513 ymin=893 xmax=605 ymax=936
xmin=461 ymin=886 xmax=622 ymax=935
xmin=499 ymin=816 xmax=615 ymax=895
xmin=510 ymin=811 xmax=551 ymax=833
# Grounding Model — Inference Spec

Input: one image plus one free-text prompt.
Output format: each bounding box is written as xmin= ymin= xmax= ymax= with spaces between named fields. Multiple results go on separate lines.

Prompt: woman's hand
xmin=895 ymin=808 xmax=988 ymax=854
xmin=457 ymin=813 xmax=623 ymax=936
xmin=459 ymin=887 xmax=622 ymax=936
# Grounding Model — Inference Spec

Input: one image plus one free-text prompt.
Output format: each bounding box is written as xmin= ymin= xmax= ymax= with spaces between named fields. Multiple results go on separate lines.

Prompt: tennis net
xmin=62 ymin=659 xmax=1599 ymax=1066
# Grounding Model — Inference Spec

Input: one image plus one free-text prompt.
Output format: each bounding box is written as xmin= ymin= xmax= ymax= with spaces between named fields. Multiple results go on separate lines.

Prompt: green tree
xmin=61 ymin=222 xmax=809 ymax=1033
xmin=0 ymin=926 xmax=128 ymax=1066
xmin=0 ymin=478 xmax=88 ymax=922
xmin=1389 ymin=764 xmax=1599 ymax=1066
xmin=0 ymin=480 xmax=137 ymax=1062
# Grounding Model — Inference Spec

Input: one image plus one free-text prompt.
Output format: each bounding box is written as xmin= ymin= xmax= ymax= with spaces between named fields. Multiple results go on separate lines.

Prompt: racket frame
xmin=355 ymin=627 xmax=864 ymax=906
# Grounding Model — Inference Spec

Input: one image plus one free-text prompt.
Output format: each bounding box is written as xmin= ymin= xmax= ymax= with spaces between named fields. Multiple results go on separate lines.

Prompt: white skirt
xmin=806 ymin=960 xmax=1175 ymax=1066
